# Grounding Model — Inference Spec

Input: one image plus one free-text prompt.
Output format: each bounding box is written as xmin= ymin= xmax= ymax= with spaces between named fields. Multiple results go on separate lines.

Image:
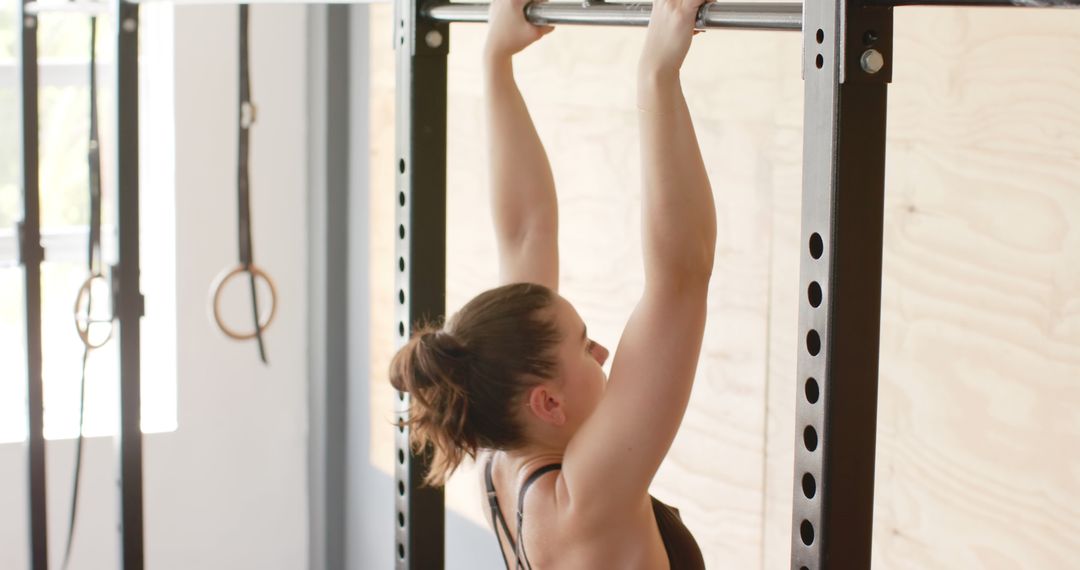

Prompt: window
xmin=0 ymin=4 xmax=176 ymax=443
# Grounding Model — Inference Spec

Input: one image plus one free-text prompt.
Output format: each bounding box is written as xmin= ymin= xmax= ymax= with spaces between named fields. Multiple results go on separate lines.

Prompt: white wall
xmin=1 ymin=6 xmax=310 ymax=569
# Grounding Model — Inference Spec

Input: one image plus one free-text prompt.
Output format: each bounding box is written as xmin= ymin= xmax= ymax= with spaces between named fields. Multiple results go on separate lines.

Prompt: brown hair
xmin=389 ymin=282 xmax=562 ymax=486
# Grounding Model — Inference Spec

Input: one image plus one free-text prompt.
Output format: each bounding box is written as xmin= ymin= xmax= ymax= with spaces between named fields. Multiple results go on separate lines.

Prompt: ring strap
xmin=63 ymin=16 xmax=104 ymax=570
xmin=237 ymin=5 xmax=269 ymax=363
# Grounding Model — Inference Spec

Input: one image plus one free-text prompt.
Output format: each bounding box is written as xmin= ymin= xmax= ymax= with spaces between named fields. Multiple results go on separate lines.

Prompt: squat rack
xmin=15 ymin=1 xmax=1077 ymax=570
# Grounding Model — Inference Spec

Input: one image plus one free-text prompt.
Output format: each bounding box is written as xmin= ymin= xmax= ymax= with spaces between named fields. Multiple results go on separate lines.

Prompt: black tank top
xmin=484 ymin=460 xmax=706 ymax=570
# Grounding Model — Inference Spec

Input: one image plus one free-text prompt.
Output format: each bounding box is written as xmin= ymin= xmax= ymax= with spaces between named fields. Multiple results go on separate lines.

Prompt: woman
xmin=390 ymin=0 xmax=716 ymax=566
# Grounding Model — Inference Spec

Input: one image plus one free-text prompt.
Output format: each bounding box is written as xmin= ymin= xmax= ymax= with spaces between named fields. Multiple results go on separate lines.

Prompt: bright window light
xmin=0 ymin=5 xmax=177 ymax=443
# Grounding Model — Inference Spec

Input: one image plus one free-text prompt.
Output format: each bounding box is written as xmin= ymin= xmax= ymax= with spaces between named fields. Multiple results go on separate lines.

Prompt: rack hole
xmin=398 ymin=512 xmax=405 ymax=527
xmin=808 ymin=281 xmax=822 ymax=308
xmin=399 ymin=224 xmax=405 ymax=240
xmin=816 ymin=29 xmax=824 ymax=44
xmin=809 ymin=233 xmax=824 ymax=259
xmin=802 ymin=473 xmax=816 ymax=499
xmin=399 ymin=192 xmax=406 ymax=206
xmin=815 ymin=54 xmax=823 ymax=69
xmin=398 ymin=480 xmax=405 ymax=496
xmin=398 ymin=543 xmax=405 ymax=559
xmin=805 ymin=377 xmax=820 ymax=404
xmin=399 ymin=257 xmax=405 ymax=272
xmin=399 ymin=450 xmax=405 ymax=464
xmin=399 ymin=322 xmax=406 ymax=337
xmin=398 ymin=418 xmax=405 ymax=433
xmin=399 ymin=159 xmax=405 ymax=174
xmin=801 ymin=520 xmax=815 ymax=545
xmin=399 ymin=290 xmax=405 ymax=305
xmin=804 ymin=425 xmax=819 ymax=452
xmin=806 ymin=330 xmax=821 ymax=356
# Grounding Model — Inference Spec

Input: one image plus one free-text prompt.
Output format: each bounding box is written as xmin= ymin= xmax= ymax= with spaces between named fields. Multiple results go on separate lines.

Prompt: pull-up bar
xmin=424 ymin=1 xmax=803 ymax=31
xmin=24 ymin=0 xmax=109 ymax=14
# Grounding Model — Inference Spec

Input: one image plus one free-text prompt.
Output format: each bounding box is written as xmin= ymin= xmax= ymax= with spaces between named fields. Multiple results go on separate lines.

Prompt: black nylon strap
xmin=87 ymin=18 xmax=102 ymax=278
xmin=63 ymin=17 xmax=103 ymax=570
xmin=485 ymin=458 xmax=516 ymax=570
xmin=238 ymin=5 xmax=267 ymax=363
xmin=515 ymin=464 xmax=561 ymax=570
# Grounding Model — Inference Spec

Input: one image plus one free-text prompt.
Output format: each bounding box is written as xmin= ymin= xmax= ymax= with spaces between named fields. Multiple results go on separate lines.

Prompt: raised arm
xmin=484 ymin=0 xmax=559 ymax=289
xmin=563 ymin=0 xmax=717 ymax=513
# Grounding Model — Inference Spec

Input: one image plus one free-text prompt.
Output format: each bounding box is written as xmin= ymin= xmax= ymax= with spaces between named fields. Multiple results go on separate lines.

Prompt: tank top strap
xmin=515 ymin=463 xmax=562 ymax=570
xmin=485 ymin=458 xmax=518 ymax=570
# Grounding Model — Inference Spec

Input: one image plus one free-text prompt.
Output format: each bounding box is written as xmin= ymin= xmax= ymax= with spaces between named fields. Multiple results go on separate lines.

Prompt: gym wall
xmin=367 ymin=5 xmax=1080 ymax=569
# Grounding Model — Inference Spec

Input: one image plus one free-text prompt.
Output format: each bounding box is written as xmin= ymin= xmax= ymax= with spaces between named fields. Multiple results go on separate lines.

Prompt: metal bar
xmin=394 ymin=0 xmax=447 ymax=565
xmin=115 ymin=2 xmax=146 ymax=569
xmin=868 ymin=0 xmax=1078 ymax=6
xmin=129 ymin=0 xmax=392 ymax=4
xmin=323 ymin=5 xmax=352 ymax=569
xmin=791 ymin=0 xmax=892 ymax=568
xmin=18 ymin=2 xmax=49 ymax=569
xmin=24 ymin=1 xmax=110 ymax=16
xmin=425 ymin=1 xmax=803 ymax=30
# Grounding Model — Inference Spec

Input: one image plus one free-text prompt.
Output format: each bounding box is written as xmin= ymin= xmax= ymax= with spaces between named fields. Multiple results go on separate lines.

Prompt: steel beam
xmin=115 ymin=1 xmax=147 ymax=569
xmin=792 ymin=0 xmax=893 ymax=568
xmin=18 ymin=1 xmax=49 ymax=568
xmin=871 ymin=0 xmax=1078 ymax=6
xmin=394 ymin=0 xmax=448 ymax=567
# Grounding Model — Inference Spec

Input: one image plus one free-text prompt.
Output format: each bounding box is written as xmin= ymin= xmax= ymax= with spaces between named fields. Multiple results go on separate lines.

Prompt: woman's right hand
xmin=485 ymin=0 xmax=554 ymax=61
xmin=639 ymin=0 xmax=709 ymax=78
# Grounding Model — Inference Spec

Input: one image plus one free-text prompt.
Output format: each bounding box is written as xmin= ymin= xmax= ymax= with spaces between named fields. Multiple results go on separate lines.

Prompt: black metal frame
xmin=15 ymin=0 xmax=1077 ymax=569
xmin=115 ymin=2 xmax=147 ymax=569
xmin=18 ymin=1 xmax=49 ymax=568
xmin=19 ymin=3 xmax=147 ymax=569
xmin=793 ymin=0 xmax=893 ymax=567
xmin=394 ymin=0 xmax=449 ymax=567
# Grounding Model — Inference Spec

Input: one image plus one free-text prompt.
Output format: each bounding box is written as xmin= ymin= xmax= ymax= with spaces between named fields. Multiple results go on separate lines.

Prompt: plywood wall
xmin=369 ymin=5 xmax=1080 ymax=568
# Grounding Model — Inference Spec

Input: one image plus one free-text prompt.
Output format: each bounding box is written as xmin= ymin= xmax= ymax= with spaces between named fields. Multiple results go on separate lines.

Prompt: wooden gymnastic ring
xmin=210 ymin=264 xmax=278 ymax=341
xmin=73 ymin=273 xmax=115 ymax=350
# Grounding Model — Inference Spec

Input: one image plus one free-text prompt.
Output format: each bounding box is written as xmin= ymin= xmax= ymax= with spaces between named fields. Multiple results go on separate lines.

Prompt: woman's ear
xmin=526 ymin=384 xmax=566 ymax=426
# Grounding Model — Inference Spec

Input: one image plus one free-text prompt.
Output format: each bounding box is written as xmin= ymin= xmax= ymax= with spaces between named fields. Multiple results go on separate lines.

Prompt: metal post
xmin=394 ymin=0 xmax=448 ymax=566
xmin=792 ymin=0 xmax=892 ymax=568
xmin=424 ymin=1 xmax=803 ymax=31
xmin=115 ymin=1 xmax=146 ymax=568
xmin=18 ymin=1 xmax=48 ymax=568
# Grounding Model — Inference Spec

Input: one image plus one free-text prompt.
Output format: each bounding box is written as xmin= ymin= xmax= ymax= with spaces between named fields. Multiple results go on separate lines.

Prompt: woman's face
xmin=549 ymin=295 xmax=610 ymax=427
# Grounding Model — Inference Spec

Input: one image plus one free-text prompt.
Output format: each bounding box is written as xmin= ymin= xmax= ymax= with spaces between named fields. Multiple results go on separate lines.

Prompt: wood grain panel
xmin=434 ymin=23 xmax=795 ymax=568
xmin=765 ymin=8 xmax=1080 ymax=569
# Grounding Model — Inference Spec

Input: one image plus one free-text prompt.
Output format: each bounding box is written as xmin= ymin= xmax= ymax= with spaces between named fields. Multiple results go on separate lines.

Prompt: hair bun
xmin=419 ymin=329 xmax=469 ymax=360
xmin=390 ymin=326 xmax=471 ymax=395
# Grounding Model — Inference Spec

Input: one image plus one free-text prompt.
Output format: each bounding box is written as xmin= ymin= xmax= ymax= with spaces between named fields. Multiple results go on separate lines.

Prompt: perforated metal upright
xmin=792 ymin=0 xmax=893 ymax=567
xmin=393 ymin=0 xmax=450 ymax=567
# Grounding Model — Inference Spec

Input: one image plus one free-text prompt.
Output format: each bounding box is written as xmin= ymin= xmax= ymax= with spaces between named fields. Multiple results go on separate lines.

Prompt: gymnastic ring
xmin=73 ymin=272 xmax=115 ymax=350
xmin=210 ymin=264 xmax=278 ymax=341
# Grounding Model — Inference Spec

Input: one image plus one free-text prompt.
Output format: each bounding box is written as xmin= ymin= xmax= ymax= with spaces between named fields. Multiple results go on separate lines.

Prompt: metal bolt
xmin=25 ymin=16 xmax=36 ymax=29
xmin=123 ymin=18 xmax=137 ymax=33
xmin=424 ymin=30 xmax=443 ymax=49
xmin=860 ymin=49 xmax=884 ymax=74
